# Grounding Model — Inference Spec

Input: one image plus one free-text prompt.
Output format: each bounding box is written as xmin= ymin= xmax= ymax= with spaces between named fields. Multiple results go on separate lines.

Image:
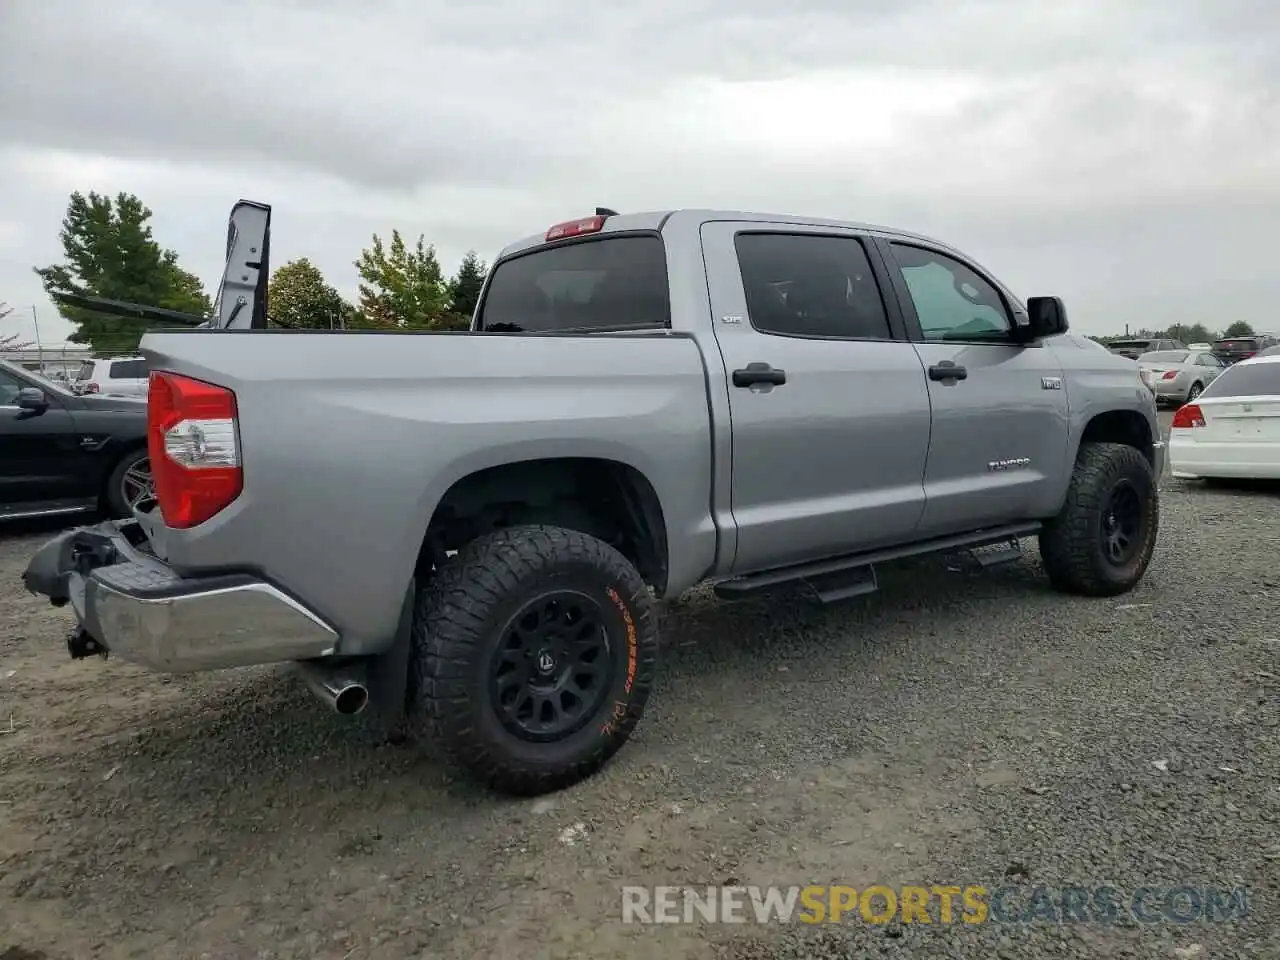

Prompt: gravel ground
xmin=2 ymin=413 xmax=1279 ymax=960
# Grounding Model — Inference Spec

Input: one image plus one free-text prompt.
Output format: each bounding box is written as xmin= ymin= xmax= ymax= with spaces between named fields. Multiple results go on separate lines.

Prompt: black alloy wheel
xmin=1100 ymin=480 xmax=1144 ymax=566
xmin=489 ymin=589 xmax=614 ymax=742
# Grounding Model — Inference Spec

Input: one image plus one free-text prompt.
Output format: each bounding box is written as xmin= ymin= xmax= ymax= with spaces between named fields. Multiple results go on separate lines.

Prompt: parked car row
xmin=1108 ymin=335 xmax=1279 ymax=368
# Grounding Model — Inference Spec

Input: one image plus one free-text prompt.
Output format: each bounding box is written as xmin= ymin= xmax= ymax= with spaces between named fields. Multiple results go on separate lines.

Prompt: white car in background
xmin=1136 ymin=349 xmax=1225 ymax=406
xmin=1169 ymin=355 xmax=1280 ymax=480
xmin=72 ymin=356 xmax=149 ymax=397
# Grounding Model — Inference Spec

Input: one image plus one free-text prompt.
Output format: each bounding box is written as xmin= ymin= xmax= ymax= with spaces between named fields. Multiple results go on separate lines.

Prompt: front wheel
xmin=1039 ymin=442 xmax=1159 ymax=596
xmin=407 ymin=524 xmax=658 ymax=796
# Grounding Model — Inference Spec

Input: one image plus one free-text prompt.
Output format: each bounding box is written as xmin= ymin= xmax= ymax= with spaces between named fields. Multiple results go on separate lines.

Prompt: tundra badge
xmin=988 ymin=458 xmax=1032 ymax=472
xmin=1041 ymin=377 xmax=1063 ymax=390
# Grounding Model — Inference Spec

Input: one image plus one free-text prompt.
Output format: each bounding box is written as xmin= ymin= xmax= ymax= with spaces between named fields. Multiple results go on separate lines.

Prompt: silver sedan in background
xmin=1137 ymin=349 xmax=1226 ymax=406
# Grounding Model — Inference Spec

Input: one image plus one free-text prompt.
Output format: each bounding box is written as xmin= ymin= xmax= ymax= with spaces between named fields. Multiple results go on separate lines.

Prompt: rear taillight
xmin=1171 ymin=403 xmax=1205 ymax=429
xmin=1244 ymin=352 xmax=1256 ymax=359
xmin=147 ymin=372 xmax=242 ymax=529
xmin=1161 ymin=371 xmax=1177 ymax=380
xmin=83 ymin=382 xmax=99 ymax=394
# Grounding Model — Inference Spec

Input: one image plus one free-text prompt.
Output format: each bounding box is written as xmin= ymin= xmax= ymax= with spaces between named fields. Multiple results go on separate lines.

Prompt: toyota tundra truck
xmin=22 ymin=201 xmax=1164 ymax=796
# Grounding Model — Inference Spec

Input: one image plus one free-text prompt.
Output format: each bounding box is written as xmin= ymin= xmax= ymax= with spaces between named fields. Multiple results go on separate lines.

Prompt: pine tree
xmin=446 ymin=250 xmax=488 ymax=328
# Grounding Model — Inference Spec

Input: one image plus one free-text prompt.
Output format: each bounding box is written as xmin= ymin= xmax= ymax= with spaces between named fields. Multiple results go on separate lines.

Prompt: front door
xmin=874 ymin=239 xmax=1069 ymax=535
xmin=701 ymin=222 xmax=933 ymax=574
xmin=0 ymin=369 xmax=90 ymax=506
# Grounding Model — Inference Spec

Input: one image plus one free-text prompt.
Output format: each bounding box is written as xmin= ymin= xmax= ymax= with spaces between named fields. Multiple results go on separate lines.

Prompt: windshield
xmin=1200 ymin=362 xmax=1280 ymax=399
xmin=477 ymin=235 xmax=669 ymax=333
xmin=1139 ymin=351 xmax=1188 ymax=363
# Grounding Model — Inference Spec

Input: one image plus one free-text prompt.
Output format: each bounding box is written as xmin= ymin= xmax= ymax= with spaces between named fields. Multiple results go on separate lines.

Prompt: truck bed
xmin=139 ymin=328 xmax=719 ymax=655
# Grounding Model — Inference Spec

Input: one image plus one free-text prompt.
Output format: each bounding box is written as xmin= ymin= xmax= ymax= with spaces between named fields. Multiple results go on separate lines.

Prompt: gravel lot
xmin=2 ymin=412 xmax=1279 ymax=960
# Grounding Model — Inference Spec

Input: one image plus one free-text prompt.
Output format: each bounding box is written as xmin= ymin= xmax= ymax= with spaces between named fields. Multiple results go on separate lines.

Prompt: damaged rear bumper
xmin=21 ymin=519 xmax=338 ymax=672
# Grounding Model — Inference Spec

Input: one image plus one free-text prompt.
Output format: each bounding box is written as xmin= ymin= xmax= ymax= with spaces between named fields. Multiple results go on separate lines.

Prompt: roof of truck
xmin=496 ymin=209 xmax=955 ymax=261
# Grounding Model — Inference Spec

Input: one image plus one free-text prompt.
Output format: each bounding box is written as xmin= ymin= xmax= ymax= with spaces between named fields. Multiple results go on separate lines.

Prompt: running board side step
xmin=712 ymin=521 xmax=1043 ymax=603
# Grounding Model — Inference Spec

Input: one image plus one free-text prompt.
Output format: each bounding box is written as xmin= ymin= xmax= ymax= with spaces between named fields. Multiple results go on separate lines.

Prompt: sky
xmin=1 ymin=0 xmax=1278 ymax=345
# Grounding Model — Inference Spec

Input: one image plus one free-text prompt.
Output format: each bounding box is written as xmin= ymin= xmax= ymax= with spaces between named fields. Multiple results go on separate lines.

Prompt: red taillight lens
xmin=545 ymin=215 xmax=606 ymax=242
xmin=1171 ymin=403 xmax=1206 ymax=429
xmin=147 ymin=372 xmax=242 ymax=528
xmin=1160 ymin=371 xmax=1177 ymax=380
xmin=84 ymin=382 xmax=99 ymax=393
xmin=1244 ymin=352 xmax=1256 ymax=358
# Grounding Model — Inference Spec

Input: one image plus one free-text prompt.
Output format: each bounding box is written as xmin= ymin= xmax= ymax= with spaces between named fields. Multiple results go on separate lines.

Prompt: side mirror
xmin=1025 ymin=296 xmax=1069 ymax=339
xmin=16 ymin=387 xmax=48 ymax=412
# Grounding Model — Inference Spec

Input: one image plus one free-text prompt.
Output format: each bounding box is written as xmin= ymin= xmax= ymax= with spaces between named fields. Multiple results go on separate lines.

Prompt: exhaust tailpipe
xmin=295 ymin=660 xmax=370 ymax=716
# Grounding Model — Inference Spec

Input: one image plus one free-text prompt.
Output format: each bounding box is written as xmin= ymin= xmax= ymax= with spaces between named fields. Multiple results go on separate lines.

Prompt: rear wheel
xmin=104 ymin=447 xmax=155 ymax=518
xmin=1187 ymin=382 xmax=1203 ymax=402
xmin=407 ymin=524 xmax=658 ymax=796
xmin=1039 ymin=442 xmax=1158 ymax=596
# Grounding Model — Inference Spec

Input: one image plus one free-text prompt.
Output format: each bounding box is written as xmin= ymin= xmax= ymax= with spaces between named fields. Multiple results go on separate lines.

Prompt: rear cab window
xmin=75 ymin=361 xmax=96 ymax=380
xmin=1141 ymin=351 xmax=1188 ymax=363
xmin=734 ymin=233 xmax=892 ymax=340
xmin=476 ymin=235 xmax=669 ymax=333
xmin=1200 ymin=362 xmax=1280 ymax=399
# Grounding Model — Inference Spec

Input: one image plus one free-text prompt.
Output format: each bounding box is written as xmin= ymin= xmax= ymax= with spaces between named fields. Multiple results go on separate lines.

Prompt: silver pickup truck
xmin=23 ymin=202 xmax=1163 ymax=796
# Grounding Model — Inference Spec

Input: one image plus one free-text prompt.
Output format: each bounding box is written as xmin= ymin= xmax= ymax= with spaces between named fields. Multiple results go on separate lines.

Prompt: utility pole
xmin=31 ymin=304 xmax=44 ymax=371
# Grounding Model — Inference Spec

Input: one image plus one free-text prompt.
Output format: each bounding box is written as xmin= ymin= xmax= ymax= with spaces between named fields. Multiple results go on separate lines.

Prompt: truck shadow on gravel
xmin=16 ymin=549 xmax=1052 ymax=818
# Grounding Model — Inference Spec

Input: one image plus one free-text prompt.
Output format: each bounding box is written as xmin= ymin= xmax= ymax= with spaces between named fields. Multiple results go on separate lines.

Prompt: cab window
xmin=889 ymin=244 xmax=1011 ymax=342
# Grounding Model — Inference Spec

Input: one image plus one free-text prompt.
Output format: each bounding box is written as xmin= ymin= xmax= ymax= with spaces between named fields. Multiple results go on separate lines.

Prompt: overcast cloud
xmin=1 ymin=0 xmax=1278 ymax=343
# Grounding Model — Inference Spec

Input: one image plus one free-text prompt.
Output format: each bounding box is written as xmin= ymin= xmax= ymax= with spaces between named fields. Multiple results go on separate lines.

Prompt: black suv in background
xmin=1212 ymin=335 xmax=1279 ymax=365
xmin=0 ymin=359 xmax=153 ymax=522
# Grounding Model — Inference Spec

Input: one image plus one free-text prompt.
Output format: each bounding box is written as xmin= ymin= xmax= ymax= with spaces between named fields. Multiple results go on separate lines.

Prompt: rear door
xmin=700 ymin=222 xmax=932 ymax=574
xmin=1192 ymin=352 xmax=1224 ymax=387
xmin=875 ymin=238 xmax=1069 ymax=535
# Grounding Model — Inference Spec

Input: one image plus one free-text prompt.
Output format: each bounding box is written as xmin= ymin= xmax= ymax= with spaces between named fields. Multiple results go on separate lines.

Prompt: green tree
xmin=443 ymin=250 xmax=487 ymax=330
xmin=268 ymin=258 xmax=351 ymax=329
xmin=34 ymin=191 xmax=211 ymax=354
xmin=353 ymin=230 xmax=450 ymax=329
xmin=1163 ymin=323 xmax=1217 ymax=345
xmin=1222 ymin=320 xmax=1254 ymax=339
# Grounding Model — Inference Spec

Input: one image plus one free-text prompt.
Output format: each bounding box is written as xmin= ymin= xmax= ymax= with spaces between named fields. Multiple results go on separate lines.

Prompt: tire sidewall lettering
xmin=601 ymin=584 xmax=640 ymax=740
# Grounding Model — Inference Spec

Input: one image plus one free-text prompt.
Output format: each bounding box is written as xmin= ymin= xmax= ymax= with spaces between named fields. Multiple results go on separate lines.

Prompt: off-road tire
xmin=103 ymin=447 xmax=151 ymax=519
xmin=1039 ymin=441 xmax=1158 ymax=596
xmin=407 ymin=524 xmax=658 ymax=796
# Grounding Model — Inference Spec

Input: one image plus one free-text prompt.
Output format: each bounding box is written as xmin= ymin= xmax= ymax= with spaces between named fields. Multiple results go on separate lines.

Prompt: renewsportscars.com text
xmin=621 ymin=884 xmax=1249 ymax=926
